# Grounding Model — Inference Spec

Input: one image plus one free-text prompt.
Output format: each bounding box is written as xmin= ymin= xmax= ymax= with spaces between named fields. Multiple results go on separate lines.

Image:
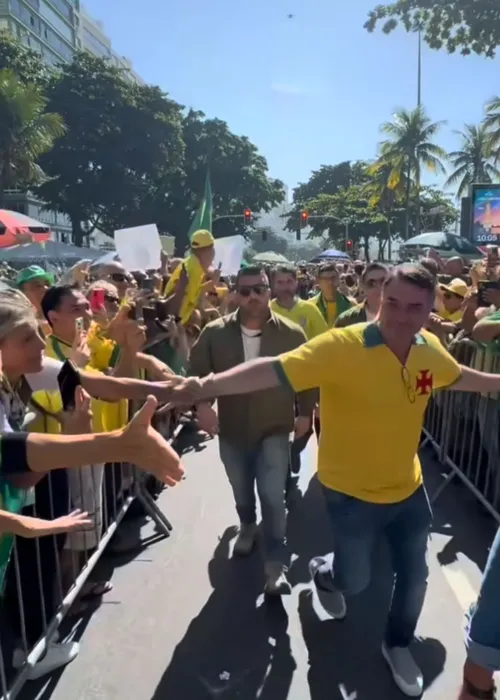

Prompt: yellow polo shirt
xmin=275 ymin=322 xmax=462 ymax=503
xmin=41 ymin=335 xmax=116 ymax=434
xmin=270 ymin=298 xmax=328 ymax=339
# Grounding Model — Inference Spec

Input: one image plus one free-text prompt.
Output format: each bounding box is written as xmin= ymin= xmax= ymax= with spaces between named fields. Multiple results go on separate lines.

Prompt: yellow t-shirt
xmin=270 ymin=298 xmax=328 ymax=340
xmin=439 ymin=308 xmax=463 ymax=323
xmin=275 ymin=322 xmax=462 ymax=503
xmin=86 ymin=323 xmax=128 ymax=429
xmin=43 ymin=335 xmax=120 ymax=434
xmin=326 ymin=301 xmax=337 ymax=326
xmin=164 ymin=254 xmax=205 ymax=325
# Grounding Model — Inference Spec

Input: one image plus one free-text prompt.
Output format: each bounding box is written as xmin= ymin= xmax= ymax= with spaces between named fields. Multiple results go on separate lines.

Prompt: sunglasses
xmin=401 ymin=366 xmax=416 ymax=404
xmin=237 ymin=284 xmax=269 ymax=297
xmin=105 ymin=294 xmax=120 ymax=304
xmin=111 ymin=273 xmax=127 ymax=283
xmin=443 ymin=291 xmax=462 ymax=301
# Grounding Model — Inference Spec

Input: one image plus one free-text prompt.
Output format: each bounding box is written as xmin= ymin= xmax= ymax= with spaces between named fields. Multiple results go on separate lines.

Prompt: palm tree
xmin=364 ymin=159 xmax=407 ymax=259
xmin=376 ymin=106 xmax=447 ymax=239
xmin=0 ymin=69 xmax=66 ymax=208
xmin=444 ymin=123 xmax=500 ymax=198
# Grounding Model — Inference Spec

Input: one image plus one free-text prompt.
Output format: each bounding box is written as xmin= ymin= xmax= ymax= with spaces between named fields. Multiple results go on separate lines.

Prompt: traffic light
xmin=346 ymin=239 xmax=353 ymax=252
xmin=243 ymin=208 xmax=253 ymax=225
xmin=300 ymin=210 xmax=309 ymax=226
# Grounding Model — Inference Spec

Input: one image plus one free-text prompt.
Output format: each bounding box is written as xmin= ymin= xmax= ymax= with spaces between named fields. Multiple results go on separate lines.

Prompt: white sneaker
xmin=13 ymin=641 xmax=79 ymax=680
xmin=309 ymin=556 xmax=347 ymax=619
xmin=264 ymin=561 xmax=292 ymax=596
xmin=382 ymin=643 xmax=423 ymax=697
xmin=233 ymin=523 xmax=258 ymax=556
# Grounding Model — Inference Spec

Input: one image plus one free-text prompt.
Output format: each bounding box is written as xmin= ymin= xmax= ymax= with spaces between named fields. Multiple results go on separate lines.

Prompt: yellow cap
xmin=440 ymin=278 xmax=468 ymax=298
xmin=191 ymin=229 xmax=215 ymax=249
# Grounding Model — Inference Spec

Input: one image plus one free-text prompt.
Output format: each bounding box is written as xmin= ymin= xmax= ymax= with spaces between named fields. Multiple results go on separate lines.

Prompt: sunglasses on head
xmin=237 ymin=284 xmax=269 ymax=297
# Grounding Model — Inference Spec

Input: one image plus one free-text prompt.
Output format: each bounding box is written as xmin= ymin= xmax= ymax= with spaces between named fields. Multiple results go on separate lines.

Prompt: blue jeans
xmin=219 ymin=434 xmax=290 ymax=564
xmin=322 ymin=484 xmax=432 ymax=647
xmin=466 ymin=527 xmax=500 ymax=671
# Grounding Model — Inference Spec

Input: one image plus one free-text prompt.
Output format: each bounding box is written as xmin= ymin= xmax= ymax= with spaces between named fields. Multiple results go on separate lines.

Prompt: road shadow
xmin=287 ymin=473 xmax=446 ymax=698
xmin=150 ymin=526 xmax=296 ymax=700
xmin=421 ymin=447 xmax=496 ymax=572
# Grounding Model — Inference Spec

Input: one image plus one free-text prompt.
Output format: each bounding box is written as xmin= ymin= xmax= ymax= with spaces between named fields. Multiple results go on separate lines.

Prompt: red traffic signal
xmin=346 ymin=239 xmax=353 ymax=251
xmin=243 ymin=208 xmax=253 ymax=224
xmin=300 ymin=210 xmax=309 ymax=226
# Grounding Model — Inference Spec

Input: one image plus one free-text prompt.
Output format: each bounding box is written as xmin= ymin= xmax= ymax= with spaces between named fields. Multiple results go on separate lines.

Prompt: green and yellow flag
xmin=187 ymin=171 xmax=213 ymax=240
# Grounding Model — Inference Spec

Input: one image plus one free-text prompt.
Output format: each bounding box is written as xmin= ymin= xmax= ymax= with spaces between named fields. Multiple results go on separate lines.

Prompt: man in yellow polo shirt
xmin=168 ymin=263 xmax=500 ymax=698
xmin=271 ymin=265 xmax=328 ymax=340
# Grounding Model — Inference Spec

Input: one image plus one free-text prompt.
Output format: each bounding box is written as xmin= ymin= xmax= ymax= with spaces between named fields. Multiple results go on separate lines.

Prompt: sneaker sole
xmin=381 ymin=645 xmax=423 ymax=698
xmin=309 ymin=561 xmax=347 ymax=619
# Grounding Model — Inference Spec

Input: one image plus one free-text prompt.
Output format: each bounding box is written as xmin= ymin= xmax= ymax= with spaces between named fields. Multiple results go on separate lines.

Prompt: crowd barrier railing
xmin=0 ymin=401 xmax=182 ymax=700
xmin=423 ymin=336 xmax=500 ymax=525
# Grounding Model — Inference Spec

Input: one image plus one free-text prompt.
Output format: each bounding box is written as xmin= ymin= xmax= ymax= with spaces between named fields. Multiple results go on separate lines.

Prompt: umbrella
xmin=310 ymin=248 xmax=351 ymax=263
xmin=252 ymin=251 xmax=290 ymax=264
xmin=401 ymin=232 xmax=483 ymax=260
xmin=0 ymin=209 xmax=51 ymax=248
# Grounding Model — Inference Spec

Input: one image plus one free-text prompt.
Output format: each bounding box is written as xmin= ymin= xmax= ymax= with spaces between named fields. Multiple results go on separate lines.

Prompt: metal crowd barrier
xmin=422 ymin=337 xmax=500 ymax=525
xmin=0 ymin=402 xmax=182 ymax=700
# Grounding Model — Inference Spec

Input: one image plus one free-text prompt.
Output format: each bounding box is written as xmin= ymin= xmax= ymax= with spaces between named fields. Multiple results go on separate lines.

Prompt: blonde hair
xmin=0 ymin=290 xmax=38 ymax=343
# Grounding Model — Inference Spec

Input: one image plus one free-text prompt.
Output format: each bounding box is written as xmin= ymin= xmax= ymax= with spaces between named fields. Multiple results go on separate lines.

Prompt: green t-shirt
xmin=0 ymin=471 xmax=28 ymax=595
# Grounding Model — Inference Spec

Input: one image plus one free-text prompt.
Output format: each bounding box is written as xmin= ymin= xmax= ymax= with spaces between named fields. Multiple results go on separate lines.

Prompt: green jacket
xmin=334 ymin=303 xmax=368 ymax=329
xmin=310 ymin=291 xmax=353 ymax=325
xmin=188 ymin=310 xmax=316 ymax=446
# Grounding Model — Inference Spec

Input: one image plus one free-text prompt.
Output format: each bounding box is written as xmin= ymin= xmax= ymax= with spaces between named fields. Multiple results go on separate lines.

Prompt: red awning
xmin=0 ymin=209 xmax=52 ymax=248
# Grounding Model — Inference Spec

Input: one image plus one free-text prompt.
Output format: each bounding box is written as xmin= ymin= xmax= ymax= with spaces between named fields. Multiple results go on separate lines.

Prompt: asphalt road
xmin=18 ymin=432 xmax=499 ymax=700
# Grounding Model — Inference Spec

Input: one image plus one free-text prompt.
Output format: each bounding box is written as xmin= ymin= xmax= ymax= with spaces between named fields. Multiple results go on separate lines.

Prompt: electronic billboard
xmin=471 ymin=184 xmax=500 ymax=244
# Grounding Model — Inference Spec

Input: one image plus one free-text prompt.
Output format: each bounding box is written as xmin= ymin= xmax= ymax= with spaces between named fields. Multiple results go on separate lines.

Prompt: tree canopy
xmin=365 ymin=1 xmax=500 ymax=58
xmin=0 ymin=69 xmax=66 ymax=207
xmin=0 ymin=34 xmax=284 ymax=249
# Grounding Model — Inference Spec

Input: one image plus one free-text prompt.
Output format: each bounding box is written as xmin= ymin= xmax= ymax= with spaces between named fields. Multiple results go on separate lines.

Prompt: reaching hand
xmin=61 ymin=387 xmax=93 ymax=434
xmin=22 ymin=509 xmax=92 ymax=538
xmin=154 ymin=375 xmax=208 ymax=414
xmin=70 ymin=326 xmax=91 ymax=368
xmin=120 ymin=395 xmax=184 ymax=486
xmin=196 ymin=403 xmax=219 ymax=436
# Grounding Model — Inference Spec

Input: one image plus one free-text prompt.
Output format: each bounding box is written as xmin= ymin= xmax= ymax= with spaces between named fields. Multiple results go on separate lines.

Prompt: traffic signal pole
xmin=301 ymin=214 xmax=350 ymax=252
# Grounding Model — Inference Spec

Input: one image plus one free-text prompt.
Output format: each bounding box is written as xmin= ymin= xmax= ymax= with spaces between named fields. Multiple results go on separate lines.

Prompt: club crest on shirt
xmin=298 ymin=317 xmax=307 ymax=329
xmin=415 ymin=370 xmax=433 ymax=396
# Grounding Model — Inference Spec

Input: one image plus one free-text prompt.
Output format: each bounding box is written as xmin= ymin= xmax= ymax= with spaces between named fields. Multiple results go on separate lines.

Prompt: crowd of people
xmin=2 ymin=228 xmax=500 ymax=700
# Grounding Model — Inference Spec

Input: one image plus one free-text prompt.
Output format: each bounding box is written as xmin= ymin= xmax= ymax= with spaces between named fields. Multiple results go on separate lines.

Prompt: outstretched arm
xmin=450 ymin=365 xmax=500 ymax=393
xmin=200 ymin=357 xmax=281 ymax=400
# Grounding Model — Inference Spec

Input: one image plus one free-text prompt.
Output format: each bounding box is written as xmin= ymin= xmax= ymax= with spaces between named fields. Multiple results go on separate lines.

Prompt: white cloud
xmin=271 ymin=82 xmax=307 ymax=95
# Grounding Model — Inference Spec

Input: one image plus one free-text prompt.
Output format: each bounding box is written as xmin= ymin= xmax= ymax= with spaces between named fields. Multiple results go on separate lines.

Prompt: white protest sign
xmin=159 ymin=235 xmax=175 ymax=256
xmin=114 ymin=224 xmax=162 ymax=271
xmin=213 ymin=235 xmax=246 ymax=276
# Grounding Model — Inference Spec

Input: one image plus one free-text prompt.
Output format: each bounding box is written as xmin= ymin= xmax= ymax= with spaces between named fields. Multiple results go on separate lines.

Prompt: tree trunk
xmin=404 ymin=164 xmax=412 ymax=241
xmin=363 ymin=234 xmax=371 ymax=262
xmin=387 ymin=219 xmax=392 ymax=261
xmin=71 ymin=216 xmax=85 ymax=247
xmin=415 ymin=162 xmax=421 ymax=237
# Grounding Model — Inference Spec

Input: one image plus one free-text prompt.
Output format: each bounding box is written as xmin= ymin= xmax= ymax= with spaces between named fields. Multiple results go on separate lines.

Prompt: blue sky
xmin=84 ymin=0 xmax=500 ymax=198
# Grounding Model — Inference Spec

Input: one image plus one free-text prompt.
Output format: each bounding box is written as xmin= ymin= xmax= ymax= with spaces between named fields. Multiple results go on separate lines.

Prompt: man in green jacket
xmin=335 ymin=262 xmax=388 ymax=328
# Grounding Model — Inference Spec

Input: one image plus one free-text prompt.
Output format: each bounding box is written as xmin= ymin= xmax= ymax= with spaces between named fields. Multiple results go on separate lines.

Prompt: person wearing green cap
xmin=17 ymin=266 xmax=54 ymax=315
